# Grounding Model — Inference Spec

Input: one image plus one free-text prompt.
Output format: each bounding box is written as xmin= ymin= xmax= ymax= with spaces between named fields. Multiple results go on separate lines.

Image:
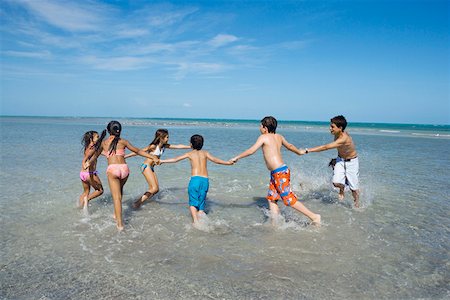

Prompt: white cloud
xmin=14 ymin=0 xmax=109 ymax=32
xmin=3 ymin=50 xmax=51 ymax=59
xmin=173 ymin=62 xmax=230 ymax=80
xmin=145 ymin=5 xmax=199 ymax=27
xmin=81 ymin=55 xmax=153 ymax=71
xmin=208 ymin=34 xmax=239 ymax=48
xmin=183 ymin=103 xmax=192 ymax=107
xmin=115 ymin=29 xmax=149 ymax=39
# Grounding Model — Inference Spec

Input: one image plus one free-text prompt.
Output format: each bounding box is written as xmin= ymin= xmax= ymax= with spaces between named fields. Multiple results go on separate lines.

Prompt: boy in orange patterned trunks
xmin=231 ymin=116 xmax=321 ymax=226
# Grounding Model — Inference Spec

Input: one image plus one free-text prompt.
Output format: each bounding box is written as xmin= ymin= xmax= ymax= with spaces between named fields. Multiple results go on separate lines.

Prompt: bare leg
xmin=87 ymin=175 xmax=104 ymax=201
xmin=351 ymin=189 xmax=360 ymax=208
xmin=80 ymin=181 xmax=90 ymax=208
xmin=268 ymin=200 xmax=281 ymax=226
xmin=333 ymin=183 xmax=345 ymax=201
xmin=133 ymin=168 xmax=159 ymax=208
xmin=291 ymin=201 xmax=321 ymax=226
xmin=108 ymin=174 xmax=125 ymax=231
xmin=189 ymin=206 xmax=199 ymax=224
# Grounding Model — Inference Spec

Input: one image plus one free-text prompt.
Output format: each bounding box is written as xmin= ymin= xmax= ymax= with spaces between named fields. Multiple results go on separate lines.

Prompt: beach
xmin=1 ymin=116 xmax=449 ymax=299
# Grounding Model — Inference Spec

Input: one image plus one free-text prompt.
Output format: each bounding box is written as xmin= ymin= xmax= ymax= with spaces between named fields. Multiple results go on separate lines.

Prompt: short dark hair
xmin=261 ymin=116 xmax=277 ymax=133
xmin=331 ymin=115 xmax=347 ymax=131
xmin=190 ymin=134 xmax=204 ymax=150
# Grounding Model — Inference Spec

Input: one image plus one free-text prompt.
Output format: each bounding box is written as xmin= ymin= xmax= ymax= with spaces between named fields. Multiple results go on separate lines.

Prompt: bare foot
xmin=117 ymin=225 xmax=124 ymax=231
xmin=338 ymin=193 xmax=344 ymax=201
xmin=354 ymin=200 xmax=360 ymax=208
xmin=311 ymin=214 xmax=321 ymax=227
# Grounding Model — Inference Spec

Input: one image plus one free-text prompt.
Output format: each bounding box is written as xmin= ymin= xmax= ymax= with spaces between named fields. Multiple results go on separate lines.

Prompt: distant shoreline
xmin=1 ymin=115 xmax=449 ymax=128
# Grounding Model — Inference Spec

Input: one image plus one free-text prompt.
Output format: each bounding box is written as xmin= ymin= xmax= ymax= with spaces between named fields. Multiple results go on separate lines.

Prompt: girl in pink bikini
xmin=88 ymin=121 xmax=156 ymax=231
xmin=79 ymin=130 xmax=105 ymax=209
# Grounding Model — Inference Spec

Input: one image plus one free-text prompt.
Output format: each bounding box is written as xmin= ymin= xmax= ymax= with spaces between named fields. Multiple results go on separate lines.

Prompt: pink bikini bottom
xmin=106 ymin=164 xmax=130 ymax=179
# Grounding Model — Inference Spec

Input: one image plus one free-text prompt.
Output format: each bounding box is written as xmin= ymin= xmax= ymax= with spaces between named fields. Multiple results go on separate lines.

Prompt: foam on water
xmin=190 ymin=214 xmax=232 ymax=234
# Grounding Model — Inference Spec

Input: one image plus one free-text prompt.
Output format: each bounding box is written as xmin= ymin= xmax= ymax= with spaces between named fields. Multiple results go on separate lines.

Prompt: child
xmin=231 ymin=116 xmax=321 ymax=226
xmin=159 ymin=134 xmax=233 ymax=225
xmin=79 ymin=130 xmax=105 ymax=209
xmin=300 ymin=115 xmax=360 ymax=207
xmin=87 ymin=121 xmax=157 ymax=231
xmin=125 ymin=129 xmax=190 ymax=209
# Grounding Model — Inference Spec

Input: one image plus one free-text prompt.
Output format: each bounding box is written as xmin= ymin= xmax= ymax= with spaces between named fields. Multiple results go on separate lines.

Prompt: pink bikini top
xmin=102 ymin=148 xmax=125 ymax=158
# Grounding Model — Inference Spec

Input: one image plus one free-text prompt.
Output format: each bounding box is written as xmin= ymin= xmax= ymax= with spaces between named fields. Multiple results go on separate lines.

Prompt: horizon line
xmin=0 ymin=114 xmax=449 ymax=127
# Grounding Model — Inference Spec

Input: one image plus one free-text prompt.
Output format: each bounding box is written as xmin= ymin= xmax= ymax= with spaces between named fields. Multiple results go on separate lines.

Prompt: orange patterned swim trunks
xmin=267 ymin=165 xmax=297 ymax=206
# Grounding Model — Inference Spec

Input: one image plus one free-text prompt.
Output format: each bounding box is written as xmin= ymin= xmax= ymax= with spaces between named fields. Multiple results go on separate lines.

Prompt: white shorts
xmin=333 ymin=157 xmax=359 ymax=191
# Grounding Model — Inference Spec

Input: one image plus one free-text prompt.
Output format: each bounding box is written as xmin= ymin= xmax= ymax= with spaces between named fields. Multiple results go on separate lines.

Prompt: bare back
xmin=187 ymin=150 xmax=208 ymax=177
xmin=102 ymin=137 xmax=127 ymax=164
xmin=261 ymin=134 xmax=285 ymax=171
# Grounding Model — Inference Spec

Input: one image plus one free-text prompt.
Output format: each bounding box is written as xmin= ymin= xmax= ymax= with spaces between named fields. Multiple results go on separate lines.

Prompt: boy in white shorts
xmin=300 ymin=115 xmax=360 ymax=207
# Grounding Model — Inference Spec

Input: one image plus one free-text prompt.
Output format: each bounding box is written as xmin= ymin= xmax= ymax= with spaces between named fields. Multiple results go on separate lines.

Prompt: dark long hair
xmin=82 ymin=130 xmax=107 ymax=162
xmin=95 ymin=130 xmax=107 ymax=152
xmin=147 ymin=129 xmax=169 ymax=152
xmin=107 ymin=121 xmax=122 ymax=155
xmin=81 ymin=131 xmax=98 ymax=152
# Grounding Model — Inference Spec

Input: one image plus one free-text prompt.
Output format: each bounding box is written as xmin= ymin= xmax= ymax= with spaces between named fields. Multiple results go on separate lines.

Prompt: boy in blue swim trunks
xmin=160 ymin=135 xmax=233 ymax=225
xmin=231 ymin=116 xmax=321 ymax=226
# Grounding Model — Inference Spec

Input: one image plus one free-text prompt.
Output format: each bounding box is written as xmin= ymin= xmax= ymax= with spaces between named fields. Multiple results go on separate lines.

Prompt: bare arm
xmin=305 ymin=140 xmax=344 ymax=154
xmin=231 ymin=136 xmax=264 ymax=162
xmin=82 ymin=147 xmax=97 ymax=169
xmin=166 ymin=144 xmax=191 ymax=149
xmin=206 ymin=152 xmax=234 ymax=165
xmin=160 ymin=153 xmax=190 ymax=164
xmin=124 ymin=145 xmax=151 ymax=159
xmin=281 ymin=136 xmax=303 ymax=155
xmin=125 ymin=140 xmax=158 ymax=160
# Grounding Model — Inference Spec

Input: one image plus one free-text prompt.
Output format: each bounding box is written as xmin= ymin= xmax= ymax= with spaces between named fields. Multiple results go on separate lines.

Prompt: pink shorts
xmin=106 ymin=164 xmax=130 ymax=179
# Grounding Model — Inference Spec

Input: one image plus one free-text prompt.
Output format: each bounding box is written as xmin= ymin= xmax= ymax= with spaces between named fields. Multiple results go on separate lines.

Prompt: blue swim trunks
xmin=188 ymin=176 xmax=209 ymax=211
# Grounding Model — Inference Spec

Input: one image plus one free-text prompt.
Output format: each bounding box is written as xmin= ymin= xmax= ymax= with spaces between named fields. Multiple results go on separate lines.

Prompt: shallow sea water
xmin=1 ymin=117 xmax=449 ymax=299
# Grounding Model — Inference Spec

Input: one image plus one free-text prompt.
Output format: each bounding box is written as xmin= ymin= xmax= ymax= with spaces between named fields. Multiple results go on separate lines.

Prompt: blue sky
xmin=1 ymin=0 xmax=449 ymax=124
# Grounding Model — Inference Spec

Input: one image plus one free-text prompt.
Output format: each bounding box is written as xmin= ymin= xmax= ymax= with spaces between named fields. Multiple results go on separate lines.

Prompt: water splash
xmin=191 ymin=214 xmax=231 ymax=234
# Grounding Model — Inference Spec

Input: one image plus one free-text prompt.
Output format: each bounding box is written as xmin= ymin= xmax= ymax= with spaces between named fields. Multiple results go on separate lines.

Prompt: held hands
xmin=230 ymin=157 xmax=239 ymax=164
xmin=299 ymin=149 xmax=307 ymax=155
xmin=227 ymin=159 xmax=235 ymax=165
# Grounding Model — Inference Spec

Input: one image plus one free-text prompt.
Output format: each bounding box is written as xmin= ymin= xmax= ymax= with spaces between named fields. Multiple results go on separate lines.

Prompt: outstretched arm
xmin=231 ymin=136 xmax=264 ymax=163
xmin=281 ymin=136 xmax=303 ymax=155
xmin=166 ymin=144 xmax=191 ymax=149
xmin=302 ymin=140 xmax=344 ymax=154
xmin=207 ymin=152 xmax=234 ymax=165
xmin=160 ymin=153 xmax=190 ymax=164
xmin=125 ymin=145 xmax=151 ymax=159
xmin=125 ymin=140 xmax=158 ymax=160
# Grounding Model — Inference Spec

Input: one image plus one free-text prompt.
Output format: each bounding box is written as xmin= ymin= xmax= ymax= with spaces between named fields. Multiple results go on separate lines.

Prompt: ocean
xmin=1 ymin=116 xmax=449 ymax=299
